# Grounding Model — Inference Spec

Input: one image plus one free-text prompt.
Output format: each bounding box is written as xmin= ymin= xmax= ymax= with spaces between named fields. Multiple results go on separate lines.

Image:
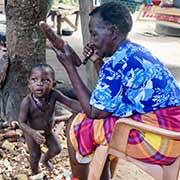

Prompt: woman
xmin=52 ymin=2 xmax=180 ymax=180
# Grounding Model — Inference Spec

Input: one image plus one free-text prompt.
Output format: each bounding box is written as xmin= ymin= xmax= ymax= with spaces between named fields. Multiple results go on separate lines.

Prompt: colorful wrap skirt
xmin=70 ymin=106 xmax=180 ymax=164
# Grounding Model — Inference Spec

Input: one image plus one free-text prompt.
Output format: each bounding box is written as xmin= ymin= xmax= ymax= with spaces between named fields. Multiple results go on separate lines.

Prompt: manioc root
xmin=39 ymin=21 xmax=81 ymax=67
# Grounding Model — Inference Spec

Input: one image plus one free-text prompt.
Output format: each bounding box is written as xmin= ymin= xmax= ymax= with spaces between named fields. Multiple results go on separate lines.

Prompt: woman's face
xmin=89 ymin=14 xmax=114 ymax=58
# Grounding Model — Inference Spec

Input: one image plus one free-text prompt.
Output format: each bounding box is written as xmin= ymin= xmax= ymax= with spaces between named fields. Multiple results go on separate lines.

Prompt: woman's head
xmin=28 ymin=64 xmax=56 ymax=98
xmin=89 ymin=2 xmax=132 ymax=58
xmin=90 ymin=2 xmax=132 ymax=36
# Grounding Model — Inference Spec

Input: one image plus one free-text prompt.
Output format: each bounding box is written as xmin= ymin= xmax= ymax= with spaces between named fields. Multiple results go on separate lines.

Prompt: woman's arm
xmin=52 ymin=44 xmax=111 ymax=119
xmin=93 ymin=59 xmax=104 ymax=74
xmin=65 ymin=65 xmax=112 ymax=118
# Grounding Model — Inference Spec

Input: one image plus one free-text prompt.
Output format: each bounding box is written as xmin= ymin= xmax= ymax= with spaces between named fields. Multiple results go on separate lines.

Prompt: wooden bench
xmin=49 ymin=7 xmax=80 ymax=35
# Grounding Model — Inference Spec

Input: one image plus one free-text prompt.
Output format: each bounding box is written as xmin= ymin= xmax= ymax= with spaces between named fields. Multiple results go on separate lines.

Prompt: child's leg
xmin=41 ymin=132 xmax=61 ymax=171
xmin=24 ymin=134 xmax=41 ymax=175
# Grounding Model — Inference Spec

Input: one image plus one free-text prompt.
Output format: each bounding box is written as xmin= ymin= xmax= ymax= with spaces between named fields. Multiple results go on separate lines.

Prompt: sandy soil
xmin=113 ymin=159 xmax=154 ymax=180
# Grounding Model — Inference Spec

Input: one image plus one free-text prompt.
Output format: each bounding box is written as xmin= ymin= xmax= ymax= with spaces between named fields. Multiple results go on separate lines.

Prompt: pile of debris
xmin=0 ymin=120 xmax=71 ymax=180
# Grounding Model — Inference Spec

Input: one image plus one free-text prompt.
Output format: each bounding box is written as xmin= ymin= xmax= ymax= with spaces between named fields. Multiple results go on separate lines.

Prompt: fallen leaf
xmin=16 ymin=174 xmax=28 ymax=180
xmin=2 ymin=140 xmax=15 ymax=151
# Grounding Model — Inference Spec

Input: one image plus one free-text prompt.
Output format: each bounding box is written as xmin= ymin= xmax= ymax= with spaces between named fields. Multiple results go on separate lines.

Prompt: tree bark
xmin=0 ymin=0 xmax=47 ymax=122
xmin=79 ymin=0 xmax=97 ymax=90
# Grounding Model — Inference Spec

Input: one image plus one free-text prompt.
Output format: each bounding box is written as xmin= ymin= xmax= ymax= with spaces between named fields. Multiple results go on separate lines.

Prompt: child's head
xmin=28 ymin=64 xmax=56 ymax=98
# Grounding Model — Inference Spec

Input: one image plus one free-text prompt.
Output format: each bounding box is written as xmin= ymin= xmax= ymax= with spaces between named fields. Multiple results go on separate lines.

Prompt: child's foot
xmin=29 ymin=172 xmax=47 ymax=180
xmin=42 ymin=160 xmax=54 ymax=171
xmin=31 ymin=169 xmax=40 ymax=176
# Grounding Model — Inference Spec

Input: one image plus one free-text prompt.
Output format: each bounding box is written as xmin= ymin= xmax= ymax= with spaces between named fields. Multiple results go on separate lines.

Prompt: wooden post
xmin=79 ymin=0 xmax=97 ymax=90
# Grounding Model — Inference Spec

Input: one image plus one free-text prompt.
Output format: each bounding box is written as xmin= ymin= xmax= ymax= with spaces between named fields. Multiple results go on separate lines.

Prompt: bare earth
xmin=46 ymin=13 xmax=180 ymax=180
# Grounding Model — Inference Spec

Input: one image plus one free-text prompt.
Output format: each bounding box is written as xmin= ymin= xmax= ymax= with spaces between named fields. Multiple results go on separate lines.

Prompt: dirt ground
xmin=0 ymin=121 xmax=154 ymax=180
xmin=45 ymin=12 xmax=180 ymax=180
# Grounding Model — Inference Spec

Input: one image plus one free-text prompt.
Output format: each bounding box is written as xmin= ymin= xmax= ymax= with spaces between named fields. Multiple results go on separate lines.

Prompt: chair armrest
xmin=116 ymin=118 xmax=180 ymax=140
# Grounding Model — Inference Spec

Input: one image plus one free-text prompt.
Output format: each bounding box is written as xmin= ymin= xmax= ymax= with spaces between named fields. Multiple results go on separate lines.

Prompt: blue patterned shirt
xmin=90 ymin=40 xmax=180 ymax=117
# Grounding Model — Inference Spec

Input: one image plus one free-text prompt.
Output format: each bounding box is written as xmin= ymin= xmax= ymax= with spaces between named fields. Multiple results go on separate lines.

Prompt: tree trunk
xmin=0 ymin=0 xmax=47 ymax=122
xmin=79 ymin=0 xmax=97 ymax=90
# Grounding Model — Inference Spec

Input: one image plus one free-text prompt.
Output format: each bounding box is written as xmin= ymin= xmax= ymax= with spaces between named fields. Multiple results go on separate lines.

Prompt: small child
xmin=19 ymin=64 xmax=82 ymax=175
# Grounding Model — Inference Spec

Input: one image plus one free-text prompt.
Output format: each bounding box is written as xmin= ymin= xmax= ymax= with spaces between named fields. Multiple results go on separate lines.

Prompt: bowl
xmin=62 ymin=28 xmax=73 ymax=36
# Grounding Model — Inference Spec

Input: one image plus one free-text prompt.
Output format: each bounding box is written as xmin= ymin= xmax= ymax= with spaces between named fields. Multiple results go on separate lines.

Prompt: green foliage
xmin=61 ymin=0 xmax=69 ymax=4
xmin=47 ymin=0 xmax=54 ymax=13
xmin=47 ymin=0 xmax=79 ymax=13
xmin=101 ymin=0 xmax=143 ymax=13
xmin=61 ymin=0 xmax=79 ymax=6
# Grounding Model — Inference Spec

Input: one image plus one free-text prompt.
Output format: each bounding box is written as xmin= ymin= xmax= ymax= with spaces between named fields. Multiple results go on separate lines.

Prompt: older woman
xmin=52 ymin=2 xmax=180 ymax=180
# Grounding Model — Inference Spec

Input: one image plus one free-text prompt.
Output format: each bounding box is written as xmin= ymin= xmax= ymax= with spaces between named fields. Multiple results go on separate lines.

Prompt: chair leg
xmin=110 ymin=157 xmax=119 ymax=178
xmin=88 ymin=145 xmax=108 ymax=180
xmin=127 ymin=156 xmax=163 ymax=180
xmin=162 ymin=156 xmax=180 ymax=180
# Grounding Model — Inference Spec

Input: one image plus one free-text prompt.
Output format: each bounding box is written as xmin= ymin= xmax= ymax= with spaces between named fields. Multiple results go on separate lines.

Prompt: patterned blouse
xmin=90 ymin=40 xmax=180 ymax=117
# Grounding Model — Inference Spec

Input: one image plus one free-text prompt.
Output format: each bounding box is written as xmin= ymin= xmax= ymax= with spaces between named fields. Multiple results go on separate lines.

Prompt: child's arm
xmin=19 ymin=97 xmax=45 ymax=144
xmin=54 ymin=89 xmax=82 ymax=113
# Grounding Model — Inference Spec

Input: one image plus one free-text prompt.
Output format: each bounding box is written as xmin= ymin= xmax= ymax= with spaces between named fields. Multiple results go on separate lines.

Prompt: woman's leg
xmin=66 ymin=116 xmax=89 ymax=180
xmin=66 ymin=115 xmax=111 ymax=180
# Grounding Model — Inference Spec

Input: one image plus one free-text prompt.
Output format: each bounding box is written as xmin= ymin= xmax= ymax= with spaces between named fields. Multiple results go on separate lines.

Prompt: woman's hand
xmin=83 ymin=43 xmax=104 ymax=72
xmin=83 ymin=43 xmax=100 ymax=63
xmin=52 ymin=42 xmax=81 ymax=67
xmin=31 ymin=130 xmax=46 ymax=144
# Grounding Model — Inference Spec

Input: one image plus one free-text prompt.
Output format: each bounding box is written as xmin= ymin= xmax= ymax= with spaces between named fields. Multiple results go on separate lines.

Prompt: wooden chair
xmin=88 ymin=118 xmax=180 ymax=180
